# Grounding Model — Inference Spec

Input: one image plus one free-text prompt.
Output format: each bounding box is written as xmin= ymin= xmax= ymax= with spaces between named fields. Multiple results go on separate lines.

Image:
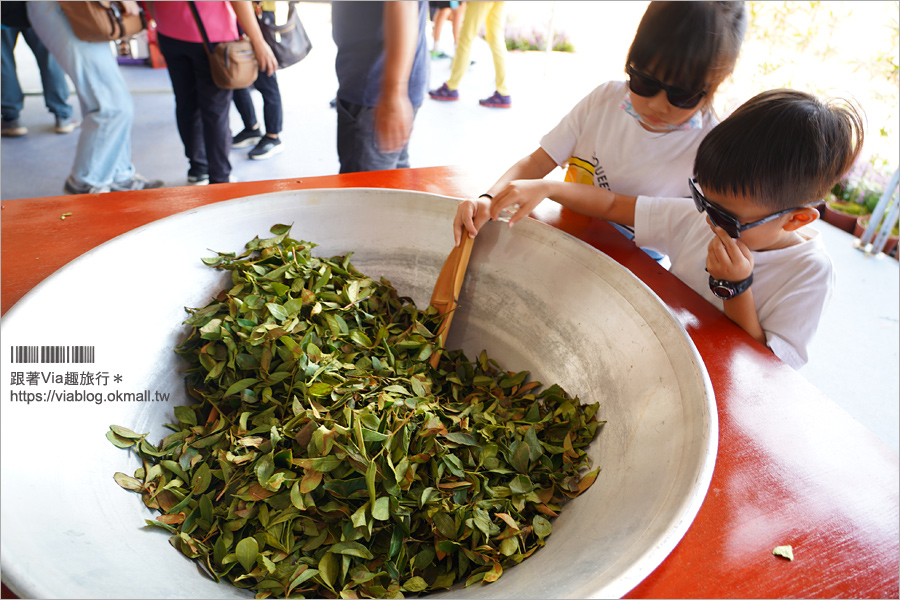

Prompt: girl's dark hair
xmin=694 ymin=89 xmax=865 ymax=210
xmin=626 ymin=1 xmax=747 ymax=99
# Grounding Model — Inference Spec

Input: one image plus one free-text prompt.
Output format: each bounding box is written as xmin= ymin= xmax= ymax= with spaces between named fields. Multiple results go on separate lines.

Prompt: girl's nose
xmin=647 ymin=89 xmax=670 ymax=112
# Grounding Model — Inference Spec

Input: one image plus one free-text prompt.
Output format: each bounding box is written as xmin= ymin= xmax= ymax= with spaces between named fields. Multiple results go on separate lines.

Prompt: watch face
xmin=711 ymin=283 xmax=736 ymax=299
xmin=708 ymin=274 xmax=752 ymax=300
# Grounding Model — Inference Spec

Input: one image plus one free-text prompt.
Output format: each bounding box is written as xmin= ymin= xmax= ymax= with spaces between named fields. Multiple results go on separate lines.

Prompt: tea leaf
xmin=773 ymin=545 xmax=794 ymax=561
xmin=110 ymin=425 xmax=145 ymax=440
xmin=236 ymin=536 xmax=259 ymax=571
xmin=224 ymin=378 xmax=258 ymax=397
xmin=191 ymin=463 xmax=212 ymax=495
xmin=483 ymin=560 xmax=503 ymax=583
xmin=372 ymin=496 xmax=390 ymax=521
xmin=508 ymin=440 xmax=530 ymax=473
xmin=107 ymin=225 xmax=603 ymax=598
xmin=402 ymin=576 xmax=428 ymax=592
xmin=114 ymin=472 xmax=142 ymax=491
xmin=106 ymin=430 xmax=136 ymax=449
xmin=533 ymin=515 xmax=552 ymax=539
xmin=330 ymin=541 xmax=374 ymax=560
xmin=318 ymin=552 xmax=339 ymax=590
xmin=300 ymin=468 xmax=322 ymax=493
xmin=442 ymin=432 xmax=479 ymax=446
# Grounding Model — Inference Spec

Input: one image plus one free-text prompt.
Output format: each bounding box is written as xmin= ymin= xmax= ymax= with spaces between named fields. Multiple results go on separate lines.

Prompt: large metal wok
xmin=0 ymin=189 xmax=716 ymax=598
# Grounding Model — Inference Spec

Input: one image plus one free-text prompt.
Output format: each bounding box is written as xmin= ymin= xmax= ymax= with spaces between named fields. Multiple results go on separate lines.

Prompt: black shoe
xmin=187 ymin=172 xmax=210 ymax=186
xmin=232 ymin=126 xmax=262 ymax=149
xmin=249 ymin=136 xmax=283 ymax=160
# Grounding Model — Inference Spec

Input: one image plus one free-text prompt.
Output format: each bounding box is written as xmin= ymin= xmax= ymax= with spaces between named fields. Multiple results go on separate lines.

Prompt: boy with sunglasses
xmin=454 ymin=2 xmax=747 ymax=252
xmin=489 ymin=89 xmax=864 ymax=369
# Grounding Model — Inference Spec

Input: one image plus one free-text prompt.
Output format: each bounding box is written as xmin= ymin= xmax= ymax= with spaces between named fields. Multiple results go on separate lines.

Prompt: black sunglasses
xmin=689 ymin=178 xmax=810 ymax=239
xmin=627 ymin=65 xmax=707 ymax=109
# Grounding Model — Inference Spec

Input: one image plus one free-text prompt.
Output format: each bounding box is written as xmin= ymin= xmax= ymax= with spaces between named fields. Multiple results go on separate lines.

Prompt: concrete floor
xmin=1 ymin=3 xmax=897 ymax=452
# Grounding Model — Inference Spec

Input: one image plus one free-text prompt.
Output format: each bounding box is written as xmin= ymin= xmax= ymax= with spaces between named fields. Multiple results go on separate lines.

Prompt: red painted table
xmin=2 ymin=167 xmax=898 ymax=598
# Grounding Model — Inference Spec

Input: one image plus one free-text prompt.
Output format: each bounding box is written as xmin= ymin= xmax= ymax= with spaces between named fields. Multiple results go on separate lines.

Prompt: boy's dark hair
xmin=626 ymin=1 xmax=747 ymax=98
xmin=694 ymin=89 xmax=865 ymax=211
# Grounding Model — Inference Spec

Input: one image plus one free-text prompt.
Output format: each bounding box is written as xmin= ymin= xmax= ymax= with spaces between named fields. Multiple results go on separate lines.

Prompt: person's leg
xmin=445 ymin=0 xmax=487 ymax=91
xmin=1 ymin=28 xmax=25 ymax=122
xmin=336 ymin=100 xmax=412 ymax=174
xmin=451 ymin=2 xmax=465 ymax=46
xmin=432 ymin=7 xmax=449 ymax=55
xmin=484 ymin=2 xmax=509 ymax=96
xmin=232 ymin=86 xmax=258 ymax=131
xmin=199 ymin=85 xmax=234 ymax=182
xmin=194 ymin=44 xmax=232 ymax=183
xmin=254 ymin=70 xmax=282 ymax=137
xmin=21 ymin=27 xmax=73 ymax=121
xmin=27 ymin=1 xmax=136 ymax=189
xmin=158 ymin=33 xmax=208 ymax=180
xmin=246 ymin=68 xmax=283 ymax=159
xmin=231 ymin=84 xmax=261 ymax=148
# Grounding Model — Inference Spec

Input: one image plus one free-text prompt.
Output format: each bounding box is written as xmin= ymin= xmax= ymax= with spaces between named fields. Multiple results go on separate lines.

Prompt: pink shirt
xmin=151 ymin=1 xmax=239 ymax=44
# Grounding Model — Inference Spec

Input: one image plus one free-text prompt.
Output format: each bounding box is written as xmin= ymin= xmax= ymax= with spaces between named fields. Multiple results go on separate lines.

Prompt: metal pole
xmin=870 ymin=190 xmax=899 ymax=255
xmin=859 ymin=168 xmax=899 ymax=247
xmin=545 ymin=1 xmax=556 ymax=55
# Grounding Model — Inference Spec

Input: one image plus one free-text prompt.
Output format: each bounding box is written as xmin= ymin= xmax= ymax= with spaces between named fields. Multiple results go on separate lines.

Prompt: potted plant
xmin=822 ymin=195 xmax=870 ymax=232
xmin=854 ymin=215 xmax=900 ymax=256
xmin=820 ymin=159 xmax=886 ymax=233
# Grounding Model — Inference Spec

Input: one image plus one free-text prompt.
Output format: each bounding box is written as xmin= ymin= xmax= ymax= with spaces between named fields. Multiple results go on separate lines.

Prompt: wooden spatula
xmin=429 ymin=235 xmax=475 ymax=368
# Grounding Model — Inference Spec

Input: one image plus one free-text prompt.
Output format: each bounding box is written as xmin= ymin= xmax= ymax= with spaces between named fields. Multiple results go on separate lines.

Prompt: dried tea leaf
xmin=110 ymin=425 xmax=145 ymax=440
xmin=113 ymin=472 xmax=143 ymax=491
xmin=773 ymin=545 xmax=794 ymax=561
xmin=105 ymin=430 xmax=136 ymax=449
xmin=330 ymin=541 xmax=374 ymax=560
xmin=402 ymin=576 xmax=428 ymax=592
xmin=107 ymin=225 xmax=604 ymax=598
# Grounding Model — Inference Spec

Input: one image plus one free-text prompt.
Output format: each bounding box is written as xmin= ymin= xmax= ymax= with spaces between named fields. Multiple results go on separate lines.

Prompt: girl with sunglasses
xmin=453 ymin=1 xmax=746 ymax=249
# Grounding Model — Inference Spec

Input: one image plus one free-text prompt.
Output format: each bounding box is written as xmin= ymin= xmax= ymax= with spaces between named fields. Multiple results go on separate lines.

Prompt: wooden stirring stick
xmin=429 ymin=235 xmax=475 ymax=368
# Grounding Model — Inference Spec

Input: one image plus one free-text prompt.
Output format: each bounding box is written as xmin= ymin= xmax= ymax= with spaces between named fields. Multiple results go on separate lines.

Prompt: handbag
xmin=258 ymin=2 xmax=312 ymax=69
xmin=188 ymin=1 xmax=258 ymax=90
xmin=59 ymin=1 xmax=146 ymax=42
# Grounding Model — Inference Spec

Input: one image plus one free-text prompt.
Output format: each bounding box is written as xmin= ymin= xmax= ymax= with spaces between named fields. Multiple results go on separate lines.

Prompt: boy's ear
xmin=783 ymin=207 xmax=820 ymax=231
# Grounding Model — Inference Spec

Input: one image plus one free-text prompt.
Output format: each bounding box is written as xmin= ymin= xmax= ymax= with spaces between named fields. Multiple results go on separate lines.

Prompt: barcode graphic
xmin=10 ymin=345 xmax=95 ymax=364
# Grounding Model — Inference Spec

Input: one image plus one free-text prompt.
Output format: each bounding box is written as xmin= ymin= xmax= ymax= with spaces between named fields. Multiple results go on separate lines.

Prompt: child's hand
xmin=706 ymin=226 xmax=754 ymax=282
xmin=453 ymin=197 xmax=491 ymax=246
xmin=489 ymin=180 xmax=547 ymax=226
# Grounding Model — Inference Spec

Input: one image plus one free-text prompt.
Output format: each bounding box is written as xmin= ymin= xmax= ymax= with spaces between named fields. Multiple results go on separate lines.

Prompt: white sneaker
xmin=187 ymin=173 xmax=210 ymax=186
xmin=55 ymin=117 xmax=80 ymax=134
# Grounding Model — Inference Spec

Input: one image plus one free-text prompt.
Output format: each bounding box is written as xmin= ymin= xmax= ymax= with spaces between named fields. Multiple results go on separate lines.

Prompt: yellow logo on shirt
xmin=565 ymin=156 xmax=610 ymax=189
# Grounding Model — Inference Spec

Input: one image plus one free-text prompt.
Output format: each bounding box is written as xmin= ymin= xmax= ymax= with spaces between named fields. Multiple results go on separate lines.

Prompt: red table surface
xmin=2 ymin=166 xmax=898 ymax=599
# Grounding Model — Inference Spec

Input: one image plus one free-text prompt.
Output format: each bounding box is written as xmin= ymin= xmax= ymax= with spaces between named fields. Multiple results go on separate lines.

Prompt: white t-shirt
xmin=634 ymin=196 xmax=835 ymax=369
xmin=540 ymin=80 xmax=718 ymax=197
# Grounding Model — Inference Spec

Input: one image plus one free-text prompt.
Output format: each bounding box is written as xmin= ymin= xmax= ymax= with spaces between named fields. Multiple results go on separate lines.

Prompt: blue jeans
xmin=26 ymin=1 xmax=135 ymax=187
xmin=1 ymin=25 xmax=74 ymax=121
xmin=336 ymin=99 xmax=418 ymax=173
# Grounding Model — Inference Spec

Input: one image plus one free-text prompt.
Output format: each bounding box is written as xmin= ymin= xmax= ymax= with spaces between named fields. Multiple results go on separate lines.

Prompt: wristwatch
xmin=708 ymin=273 xmax=753 ymax=300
